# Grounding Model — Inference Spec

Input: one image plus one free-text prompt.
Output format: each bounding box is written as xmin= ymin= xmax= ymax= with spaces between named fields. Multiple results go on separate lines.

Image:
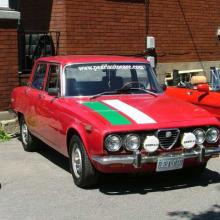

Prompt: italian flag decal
xmin=83 ymin=100 xmax=156 ymax=125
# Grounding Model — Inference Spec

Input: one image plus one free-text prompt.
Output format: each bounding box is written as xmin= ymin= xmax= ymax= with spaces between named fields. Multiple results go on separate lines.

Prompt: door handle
xmin=24 ymin=88 xmax=30 ymax=95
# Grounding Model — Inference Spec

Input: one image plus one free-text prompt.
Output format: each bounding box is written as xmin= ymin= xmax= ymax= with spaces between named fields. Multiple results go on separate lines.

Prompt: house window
xmin=18 ymin=31 xmax=60 ymax=74
xmin=0 ymin=0 xmax=9 ymax=8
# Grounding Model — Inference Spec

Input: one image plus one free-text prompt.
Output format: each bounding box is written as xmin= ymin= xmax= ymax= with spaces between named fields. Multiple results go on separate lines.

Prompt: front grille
xmin=157 ymin=129 xmax=180 ymax=150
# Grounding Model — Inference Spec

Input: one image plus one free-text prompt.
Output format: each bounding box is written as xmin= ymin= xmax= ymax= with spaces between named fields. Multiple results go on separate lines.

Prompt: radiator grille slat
xmin=157 ymin=129 xmax=180 ymax=150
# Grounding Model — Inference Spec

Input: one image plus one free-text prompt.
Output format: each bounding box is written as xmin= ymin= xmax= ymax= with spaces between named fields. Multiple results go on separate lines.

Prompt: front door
xmin=35 ymin=64 xmax=64 ymax=151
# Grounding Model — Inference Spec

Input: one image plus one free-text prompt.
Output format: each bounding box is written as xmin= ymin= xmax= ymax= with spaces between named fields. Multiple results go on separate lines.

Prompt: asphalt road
xmin=0 ymin=139 xmax=220 ymax=220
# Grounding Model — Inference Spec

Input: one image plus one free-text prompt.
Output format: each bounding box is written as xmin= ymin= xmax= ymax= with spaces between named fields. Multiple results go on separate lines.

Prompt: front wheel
xmin=69 ymin=135 xmax=99 ymax=188
xmin=20 ymin=116 xmax=39 ymax=152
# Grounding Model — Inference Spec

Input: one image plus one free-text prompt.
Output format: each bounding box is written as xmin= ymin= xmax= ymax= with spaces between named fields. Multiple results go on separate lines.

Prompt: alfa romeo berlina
xmin=11 ymin=56 xmax=220 ymax=188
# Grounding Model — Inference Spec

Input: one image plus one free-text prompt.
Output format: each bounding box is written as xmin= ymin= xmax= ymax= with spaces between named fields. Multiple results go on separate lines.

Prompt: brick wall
xmin=20 ymin=0 xmax=220 ymax=64
xmin=0 ymin=20 xmax=18 ymax=111
xmin=20 ymin=0 xmax=220 ymax=63
xmin=147 ymin=0 xmax=220 ymax=63
xmin=21 ymin=0 xmax=68 ymax=55
xmin=65 ymin=0 xmax=145 ymax=55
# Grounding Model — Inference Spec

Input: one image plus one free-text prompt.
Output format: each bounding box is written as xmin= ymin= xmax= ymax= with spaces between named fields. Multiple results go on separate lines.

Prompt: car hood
xmin=62 ymin=94 xmax=219 ymax=131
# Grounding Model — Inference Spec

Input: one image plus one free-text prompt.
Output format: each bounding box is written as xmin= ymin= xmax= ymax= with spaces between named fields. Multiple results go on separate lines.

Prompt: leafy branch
xmin=0 ymin=128 xmax=11 ymax=142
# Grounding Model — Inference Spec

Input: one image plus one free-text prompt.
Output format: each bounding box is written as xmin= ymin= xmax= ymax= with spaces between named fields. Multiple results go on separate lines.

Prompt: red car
xmin=166 ymin=75 xmax=220 ymax=121
xmin=11 ymin=56 xmax=220 ymax=188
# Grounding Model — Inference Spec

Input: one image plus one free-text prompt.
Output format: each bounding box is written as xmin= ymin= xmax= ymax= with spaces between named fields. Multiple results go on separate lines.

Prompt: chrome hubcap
xmin=72 ymin=144 xmax=82 ymax=178
xmin=21 ymin=122 xmax=28 ymax=145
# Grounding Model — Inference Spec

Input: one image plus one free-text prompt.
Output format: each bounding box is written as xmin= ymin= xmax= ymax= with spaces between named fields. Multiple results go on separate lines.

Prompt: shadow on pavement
xmin=36 ymin=143 xmax=70 ymax=173
xmin=31 ymin=140 xmax=220 ymax=195
xmin=168 ymin=204 xmax=220 ymax=220
xmin=98 ymin=168 xmax=220 ymax=195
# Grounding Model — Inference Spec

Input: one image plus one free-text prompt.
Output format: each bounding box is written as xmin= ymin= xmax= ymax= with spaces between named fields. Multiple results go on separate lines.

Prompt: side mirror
xmin=48 ymin=88 xmax=59 ymax=97
xmin=161 ymin=84 xmax=167 ymax=91
xmin=197 ymin=84 xmax=209 ymax=93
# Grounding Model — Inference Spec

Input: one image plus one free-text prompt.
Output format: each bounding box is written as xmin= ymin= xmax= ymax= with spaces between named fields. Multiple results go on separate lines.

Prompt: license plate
xmin=156 ymin=157 xmax=184 ymax=172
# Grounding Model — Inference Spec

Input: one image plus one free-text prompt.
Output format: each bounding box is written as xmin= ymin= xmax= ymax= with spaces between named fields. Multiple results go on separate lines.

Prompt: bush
xmin=0 ymin=128 xmax=11 ymax=142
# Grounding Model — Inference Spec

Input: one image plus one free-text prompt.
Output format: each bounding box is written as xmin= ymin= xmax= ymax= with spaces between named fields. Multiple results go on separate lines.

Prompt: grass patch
xmin=0 ymin=128 xmax=11 ymax=142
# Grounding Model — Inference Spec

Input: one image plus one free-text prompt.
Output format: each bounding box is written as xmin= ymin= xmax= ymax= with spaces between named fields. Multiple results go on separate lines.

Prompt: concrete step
xmin=0 ymin=111 xmax=16 ymax=120
xmin=0 ymin=111 xmax=19 ymax=136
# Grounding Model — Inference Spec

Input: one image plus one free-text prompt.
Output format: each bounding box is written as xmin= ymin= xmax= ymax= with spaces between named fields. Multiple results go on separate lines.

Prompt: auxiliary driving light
xmin=105 ymin=135 xmax=122 ymax=152
xmin=124 ymin=134 xmax=140 ymax=151
xmin=206 ymin=127 xmax=219 ymax=143
xmin=143 ymin=135 xmax=159 ymax=153
xmin=181 ymin=132 xmax=196 ymax=149
xmin=193 ymin=128 xmax=205 ymax=145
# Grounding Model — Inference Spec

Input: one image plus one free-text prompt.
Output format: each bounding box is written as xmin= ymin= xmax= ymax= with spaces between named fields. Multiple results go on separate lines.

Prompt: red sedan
xmin=11 ymin=56 xmax=220 ymax=188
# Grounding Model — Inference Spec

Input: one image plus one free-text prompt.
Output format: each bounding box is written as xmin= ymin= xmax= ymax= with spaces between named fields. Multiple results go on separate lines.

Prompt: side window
xmin=46 ymin=65 xmax=60 ymax=91
xmin=32 ymin=63 xmax=47 ymax=90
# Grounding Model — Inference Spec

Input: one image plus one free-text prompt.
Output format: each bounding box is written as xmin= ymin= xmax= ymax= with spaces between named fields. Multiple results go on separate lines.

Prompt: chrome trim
xmin=92 ymin=146 xmax=220 ymax=166
xmin=156 ymin=128 xmax=180 ymax=150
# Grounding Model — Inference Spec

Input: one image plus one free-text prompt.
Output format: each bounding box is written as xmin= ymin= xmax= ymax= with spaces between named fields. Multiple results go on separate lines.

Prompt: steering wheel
xmin=120 ymin=81 xmax=146 ymax=90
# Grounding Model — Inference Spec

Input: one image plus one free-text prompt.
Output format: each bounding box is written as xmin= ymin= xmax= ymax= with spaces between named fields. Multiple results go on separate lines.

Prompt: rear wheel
xmin=19 ymin=116 xmax=39 ymax=152
xmin=69 ymin=135 xmax=99 ymax=188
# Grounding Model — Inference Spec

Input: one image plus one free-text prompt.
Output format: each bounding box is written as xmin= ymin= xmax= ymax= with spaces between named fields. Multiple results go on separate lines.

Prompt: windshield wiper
xmin=90 ymin=87 xmax=158 ymax=100
xmin=117 ymin=87 xmax=158 ymax=97
xmin=90 ymin=90 xmax=119 ymax=100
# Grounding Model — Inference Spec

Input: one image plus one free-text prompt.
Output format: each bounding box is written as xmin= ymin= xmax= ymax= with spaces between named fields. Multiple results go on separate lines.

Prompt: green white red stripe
xmin=83 ymin=100 xmax=156 ymax=125
xmin=103 ymin=100 xmax=156 ymax=124
xmin=83 ymin=101 xmax=132 ymax=125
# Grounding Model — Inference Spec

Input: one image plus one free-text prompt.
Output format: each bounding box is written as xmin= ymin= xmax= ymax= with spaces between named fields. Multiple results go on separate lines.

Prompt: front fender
xmin=66 ymin=123 xmax=104 ymax=159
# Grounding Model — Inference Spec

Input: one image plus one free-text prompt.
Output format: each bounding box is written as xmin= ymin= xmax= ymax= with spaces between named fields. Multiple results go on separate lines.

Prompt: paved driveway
xmin=0 ymin=139 xmax=220 ymax=220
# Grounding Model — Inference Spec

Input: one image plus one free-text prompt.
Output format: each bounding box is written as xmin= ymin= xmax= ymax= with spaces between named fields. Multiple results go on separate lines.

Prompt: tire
xmin=19 ymin=116 xmax=39 ymax=152
xmin=69 ymin=135 xmax=99 ymax=188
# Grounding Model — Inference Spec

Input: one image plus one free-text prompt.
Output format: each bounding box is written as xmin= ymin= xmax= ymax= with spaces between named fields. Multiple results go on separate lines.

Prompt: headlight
xmin=193 ymin=128 xmax=205 ymax=145
xmin=181 ymin=132 xmax=196 ymax=149
xmin=124 ymin=134 xmax=140 ymax=151
xmin=105 ymin=135 xmax=122 ymax=152
xmin=206 ymin=127 xmax=219 ymax=143
xmin=143 ymin=135 xmax=159 ymax=153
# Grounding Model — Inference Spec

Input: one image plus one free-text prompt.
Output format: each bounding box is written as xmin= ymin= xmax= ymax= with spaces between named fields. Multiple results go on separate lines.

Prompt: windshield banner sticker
xmin=78 ymin=64 xmax=144 ymax=72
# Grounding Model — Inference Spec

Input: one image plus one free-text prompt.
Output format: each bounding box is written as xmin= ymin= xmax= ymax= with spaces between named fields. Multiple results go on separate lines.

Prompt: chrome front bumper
xmin=92 ymin=146 xmax=220 ymax=168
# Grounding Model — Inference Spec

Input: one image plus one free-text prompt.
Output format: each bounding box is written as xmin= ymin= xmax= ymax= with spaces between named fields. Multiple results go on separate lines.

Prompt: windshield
xmin=64 ymin=63 xmax=163 ymax=96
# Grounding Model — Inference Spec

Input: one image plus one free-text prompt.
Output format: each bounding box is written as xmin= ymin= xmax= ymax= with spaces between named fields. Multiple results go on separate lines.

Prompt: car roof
xmin=37 ymin=55 xmax=149 ymax=65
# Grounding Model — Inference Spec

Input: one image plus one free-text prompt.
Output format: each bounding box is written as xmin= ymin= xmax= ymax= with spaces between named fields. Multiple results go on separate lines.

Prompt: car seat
xmin=191 ymin=75 xmax=207 ymax=85
xmin=102 ymin=71 xmax=123 ymax=90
